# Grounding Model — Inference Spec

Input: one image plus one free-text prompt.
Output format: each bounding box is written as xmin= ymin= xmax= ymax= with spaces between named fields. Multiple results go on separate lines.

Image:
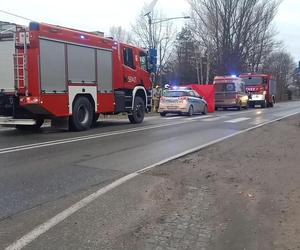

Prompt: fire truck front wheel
xmin=128 ymin=96 xmax=145 ymax=124
xmin=69 ymin=96 xmax=93 ymax=131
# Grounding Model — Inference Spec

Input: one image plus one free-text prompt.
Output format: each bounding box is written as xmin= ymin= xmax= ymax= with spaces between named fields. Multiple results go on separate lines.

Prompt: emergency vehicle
xmin=240 ymin=73 xmax=276 ymax=108
xmin=214 ymin=76 xmax=248 ymax=110
xmin=0 ymin=21 xmax=153 ymax=131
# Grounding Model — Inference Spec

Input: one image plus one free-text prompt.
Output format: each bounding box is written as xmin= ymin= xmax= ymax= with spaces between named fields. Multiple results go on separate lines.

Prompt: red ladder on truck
xmin=14 ymin=51 xmax=27 ymax=92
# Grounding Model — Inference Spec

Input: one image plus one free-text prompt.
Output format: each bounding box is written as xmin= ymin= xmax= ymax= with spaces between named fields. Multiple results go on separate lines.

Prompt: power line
xmin=0 ymin=9 xmax=35 ymax=22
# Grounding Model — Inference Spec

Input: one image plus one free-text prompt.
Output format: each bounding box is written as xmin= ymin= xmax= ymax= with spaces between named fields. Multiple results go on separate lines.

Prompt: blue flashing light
xmin=80 ymin=35 xmax=85 ymax=39
xmin=173 ymin=86 xmax=178 ymax=90
xmin=231 ymin=74 xmax=237 ymax=78
xmin=149 ymin=48 xmax=158 ymax=73
xmin=29 ymin=22 xmax=40 ymax=31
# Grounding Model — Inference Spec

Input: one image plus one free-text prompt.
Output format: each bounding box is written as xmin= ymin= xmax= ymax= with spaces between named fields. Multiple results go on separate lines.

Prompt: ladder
xmin=14 ymin=52 xmax=27 ymax=91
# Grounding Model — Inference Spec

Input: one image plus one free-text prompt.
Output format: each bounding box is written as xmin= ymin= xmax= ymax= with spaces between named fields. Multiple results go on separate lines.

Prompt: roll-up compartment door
xmin=0 ymin=40 xmax=15 ymax=91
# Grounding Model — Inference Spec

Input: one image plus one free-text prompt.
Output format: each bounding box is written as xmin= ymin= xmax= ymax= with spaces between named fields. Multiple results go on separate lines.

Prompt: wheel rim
xmin=135 ymin=103 xmax=143 ymax=119
xmin=78 ymin=105 xmax=89 ymax=124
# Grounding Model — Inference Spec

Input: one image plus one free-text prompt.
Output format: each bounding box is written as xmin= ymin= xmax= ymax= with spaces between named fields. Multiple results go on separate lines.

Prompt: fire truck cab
xmin=0 ymin=21 xmax=153 ymax=131
xmin=240 ymin=73 xmax=276 ymax=108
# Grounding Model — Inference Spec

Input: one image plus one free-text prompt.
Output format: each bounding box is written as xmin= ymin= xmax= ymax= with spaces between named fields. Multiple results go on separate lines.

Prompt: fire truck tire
xmin=16 ymin=118 xmax=44 ymax=131
xmin=128 ymin=96 xmax=145 ymax=124
xmin=160 ymin=112 xmax=167 ymax=117
xmin=92 ymin=113 xmax=100 ymax=127
xmin=261 ymin=100 xmax=267 ymax=108
xmin=69 ymin=96 xmax=93 ymax=131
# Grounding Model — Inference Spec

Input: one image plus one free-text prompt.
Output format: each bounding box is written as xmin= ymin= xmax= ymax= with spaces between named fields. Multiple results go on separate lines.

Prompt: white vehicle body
xmin=158 ymin=90 xmax=208 ymax=116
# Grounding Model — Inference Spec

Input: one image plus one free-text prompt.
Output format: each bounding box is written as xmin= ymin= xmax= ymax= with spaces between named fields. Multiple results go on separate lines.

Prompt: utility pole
xmin=146 ymin=13 xmax=153 ymax=48
xmin=145 ymin=0 xmax=158 ymax=49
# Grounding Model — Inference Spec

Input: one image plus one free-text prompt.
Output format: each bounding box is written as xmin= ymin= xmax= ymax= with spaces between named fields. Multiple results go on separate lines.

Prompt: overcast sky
xmin=1 ymin=0 xmax=299 ymax=61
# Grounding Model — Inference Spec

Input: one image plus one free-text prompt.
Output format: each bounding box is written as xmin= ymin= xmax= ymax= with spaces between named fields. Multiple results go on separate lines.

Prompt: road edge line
xmin=5 ymin=111 xmax=300 ymax=250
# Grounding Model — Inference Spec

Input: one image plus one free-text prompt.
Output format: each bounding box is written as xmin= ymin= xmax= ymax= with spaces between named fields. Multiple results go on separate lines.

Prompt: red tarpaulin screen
xmin=183 ymin=84 xmax=215 ymax=113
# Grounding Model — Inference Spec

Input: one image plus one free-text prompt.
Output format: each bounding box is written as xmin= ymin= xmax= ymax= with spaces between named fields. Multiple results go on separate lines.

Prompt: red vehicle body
xmin=239 ymin=73 xmax=276 ymax=108
xmin=213 ymin=76 xmax=249 ymax=110
xmin=0 ymin=21 xmax=152 ymax=131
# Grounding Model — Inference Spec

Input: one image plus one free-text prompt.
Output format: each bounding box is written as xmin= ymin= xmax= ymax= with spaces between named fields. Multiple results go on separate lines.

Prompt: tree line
xmin=109 ymin=0 xmax=298 ymax=101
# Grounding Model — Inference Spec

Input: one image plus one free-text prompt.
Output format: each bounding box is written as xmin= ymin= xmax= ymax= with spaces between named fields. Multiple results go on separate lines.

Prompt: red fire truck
xmin=239 ymin=73 xmax=276 ymax=108
xmin=0 ymin=21 xmax=153 ymax=131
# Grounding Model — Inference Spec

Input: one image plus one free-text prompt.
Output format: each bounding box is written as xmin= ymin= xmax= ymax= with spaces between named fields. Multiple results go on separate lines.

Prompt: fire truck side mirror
xmin=263 ymin=78 xmax=267 ymax=84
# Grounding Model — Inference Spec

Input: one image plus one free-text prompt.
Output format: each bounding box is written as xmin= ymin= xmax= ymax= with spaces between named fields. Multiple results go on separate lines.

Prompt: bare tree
xmin=188 ymin=0 xmax=281 ymax=75
xmin=131 ymin=6 xmax=177 ymax=85
xmin=109 ymin=26 xmax=133 ymax=44
xmin=263 ymin=50 xmax=295 ymax=101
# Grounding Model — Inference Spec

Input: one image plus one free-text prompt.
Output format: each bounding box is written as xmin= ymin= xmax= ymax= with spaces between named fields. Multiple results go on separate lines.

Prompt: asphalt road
xmin=0 ymin=101 xmax=300 ymax=249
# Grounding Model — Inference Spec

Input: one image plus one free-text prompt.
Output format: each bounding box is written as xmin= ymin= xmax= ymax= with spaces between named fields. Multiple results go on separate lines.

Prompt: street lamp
xmin=145 ymin=15 xmax=191 ymax=48
xmin=152 ymin=16 xmax=190 ymax=25
xmin=145 ymin=14 xmax=190 ymax=80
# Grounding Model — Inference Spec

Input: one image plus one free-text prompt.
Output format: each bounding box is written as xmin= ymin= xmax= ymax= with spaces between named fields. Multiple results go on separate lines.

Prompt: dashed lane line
xmin=225 ymin=117 xmax=251 ymax=123
xmin=201 ymin=117 xmax=222 ymax=122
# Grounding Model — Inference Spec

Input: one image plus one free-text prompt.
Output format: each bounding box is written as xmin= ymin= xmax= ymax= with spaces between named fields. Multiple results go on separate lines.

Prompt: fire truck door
xmin=122 ymin=47 xmax=137 ymax=88
xmin=138 ymin=51 xmax=150 ymax=86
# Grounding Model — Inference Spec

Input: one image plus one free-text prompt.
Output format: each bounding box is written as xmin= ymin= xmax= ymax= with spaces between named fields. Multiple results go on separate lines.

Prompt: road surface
xmin=0 ymin=101 xmax=300 ymax=249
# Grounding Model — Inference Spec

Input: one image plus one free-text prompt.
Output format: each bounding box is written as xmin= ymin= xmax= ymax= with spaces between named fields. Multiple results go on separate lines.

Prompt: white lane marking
xmin=187 ymin=115 xmax=214 ymax=120
xmin=0 ymin=120 xmax=190 ymax=155
xmin=216 ymin=110 xmax=253 ymax=117
xmin=201 ymin=117 xmax=222 ymax=122
xmin=165 ymin=116 xmax=182 ymax=120
xmin=144 ymin=116 xmax=159 ymax=120
xmin=5 ymin=110 xmax=300 ymax=250
xmin=0 ymin=107 xmax=297 ymax=155
xmin=4 ymin=173 xmax=139 ymax=250
xmin=250 ymin=119 xmax=269 ymax=125
xmin=225 ymin=117 xmax=251 ymax=123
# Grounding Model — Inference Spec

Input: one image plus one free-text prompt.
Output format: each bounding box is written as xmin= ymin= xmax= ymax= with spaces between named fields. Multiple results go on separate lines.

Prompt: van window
xmin=215 ymin=83 xmax=236 ymax=92
xmin=123 ymin=47 xmax=135 ymax=69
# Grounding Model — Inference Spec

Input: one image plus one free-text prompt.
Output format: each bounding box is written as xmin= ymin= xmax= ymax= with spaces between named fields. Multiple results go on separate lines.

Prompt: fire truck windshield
xmin=243 ymin=76 xmax=264 ymax=86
